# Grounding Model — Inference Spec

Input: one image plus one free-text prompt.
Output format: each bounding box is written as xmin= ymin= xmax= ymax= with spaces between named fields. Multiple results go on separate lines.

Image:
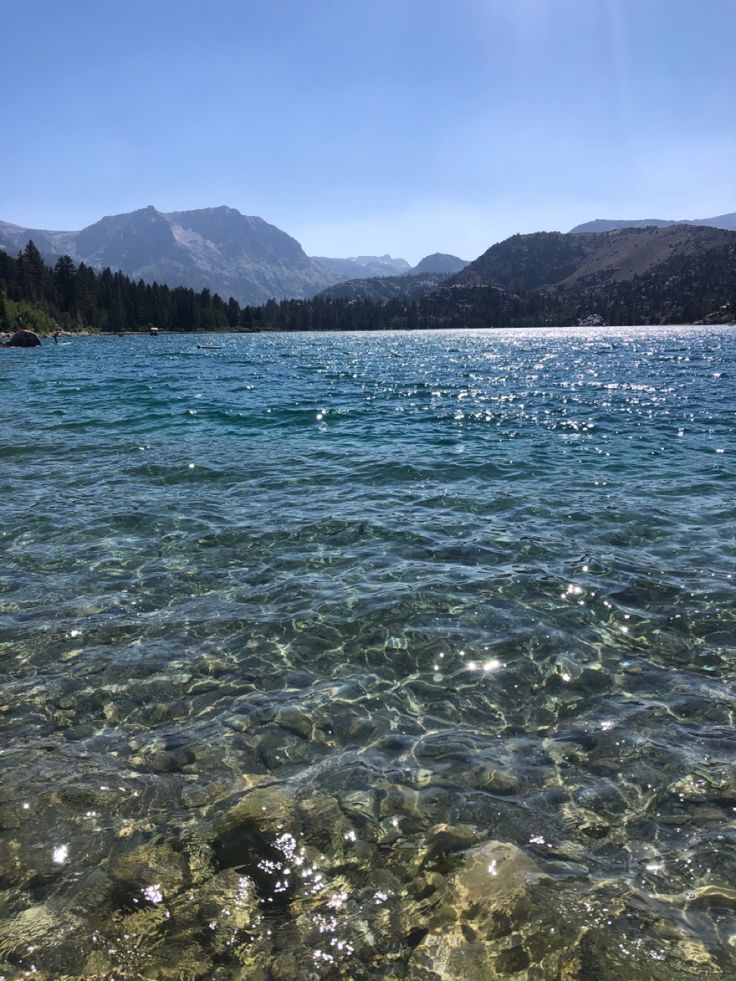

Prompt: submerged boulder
xmin=407 ymin=840 xmax=580 ymax=979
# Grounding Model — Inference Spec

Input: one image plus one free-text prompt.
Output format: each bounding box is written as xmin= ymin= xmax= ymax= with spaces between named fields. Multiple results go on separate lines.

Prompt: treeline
xmin=0 ymin=239 xmax=445 ymax=334
xmin=0 ymin=241 xmax=259 ymax=333
xmin=3 ymin=236 xmax=734 ymax=335
xmin=0 ymin=240 xmax=417 ymax=334
xmin=246 ymin=241 xmax=736 ymax=330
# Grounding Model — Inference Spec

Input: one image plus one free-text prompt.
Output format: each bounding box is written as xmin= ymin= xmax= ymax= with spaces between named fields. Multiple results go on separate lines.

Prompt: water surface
xmin=1 ymin=327 xmax=735 ymax=979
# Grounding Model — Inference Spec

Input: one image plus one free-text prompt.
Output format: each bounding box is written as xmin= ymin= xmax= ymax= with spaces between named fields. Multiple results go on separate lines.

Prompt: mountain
xmin=5 ymin=224 xmax=735 ymax=333
xmin=0 ymin=207 xmax=414 ymax=305
xmin=259 ymin=225 xmax=736 ymax=330
xmin=570 ymin=211 xmax=736 ymax=234
xmin=432 ymin=224 xmax=736 ymax=326
xmin=315 ymin=255 xmax=411 ymax=279
xmin=0 ymin=219 xmax=76 ymax=257
xmin=0 ymin=206 xmax=335 ymax=304
xmin=411 ymin=253 xmax=468 ymax=274
xmin=452 ymin=224 xmax=735 ymax=292
xmin=316 ymin=254 xmax=468 ymax=302
xmin=318 ymin=271 xmax=449 ymax=302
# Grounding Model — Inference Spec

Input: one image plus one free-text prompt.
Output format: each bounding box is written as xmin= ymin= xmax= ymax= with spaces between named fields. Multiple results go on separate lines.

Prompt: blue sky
xmin=3 ymin=0 xmax=735 ymax=263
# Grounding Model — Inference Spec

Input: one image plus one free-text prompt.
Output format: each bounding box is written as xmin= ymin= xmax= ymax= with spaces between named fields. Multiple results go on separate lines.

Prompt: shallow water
xmin=0 ymin=326 xmax=735 ymax=979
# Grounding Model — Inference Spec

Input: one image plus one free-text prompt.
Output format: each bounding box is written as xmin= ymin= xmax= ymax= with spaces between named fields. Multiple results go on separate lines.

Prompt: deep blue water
xmin=1 ymin=327 xmax=735 ymax=978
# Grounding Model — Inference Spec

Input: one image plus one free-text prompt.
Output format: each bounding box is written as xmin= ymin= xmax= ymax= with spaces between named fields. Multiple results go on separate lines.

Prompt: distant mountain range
xmin=570 ymin=210 xmax=736 ymax=234
xmin=3 ymin=221 xmax=734 ymax=332
xmin=421 ymin=224 xmax=736 ymax=327
xmin=0 ymin=206 xmax=465 ymax=306
xmin=3 ymin=201 xmax=732 ymax=321
xmin=317 ymin=253 xmax=469 ymax=302
xmin=262 ymin=224 xmax=736 ymax=330
xmin=314 ymin=255 xmax=411 ymax=279
xmin=318 ymin=271 xmax=451 ymax=303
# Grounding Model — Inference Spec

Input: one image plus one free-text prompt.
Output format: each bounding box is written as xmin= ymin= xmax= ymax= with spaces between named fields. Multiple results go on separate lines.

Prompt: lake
xmin=1 ymin=326 xmax=735 ymax=978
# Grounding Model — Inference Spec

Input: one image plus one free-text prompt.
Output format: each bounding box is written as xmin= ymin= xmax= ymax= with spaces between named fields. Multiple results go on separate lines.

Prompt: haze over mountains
xmin=0 ymin=206 xmax=465 ymax=306
xmin=570 ymin=210 xmax=736 ymax=234
xmin=314 ymin=255 xmax=411 ymax=279
xmin=317 ymin=253 xmax=471 ymax=302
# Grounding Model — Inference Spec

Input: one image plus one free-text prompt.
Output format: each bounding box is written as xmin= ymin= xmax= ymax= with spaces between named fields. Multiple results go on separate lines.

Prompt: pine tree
xmin=19 ymin=240 xmax=50 ymax=305
xmin=53 ymin=255 xmax=77 ymax=314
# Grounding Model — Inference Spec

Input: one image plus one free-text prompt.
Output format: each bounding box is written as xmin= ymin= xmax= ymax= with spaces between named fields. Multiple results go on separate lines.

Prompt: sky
xmin=2 ymin=0 xmax=735 ymax=264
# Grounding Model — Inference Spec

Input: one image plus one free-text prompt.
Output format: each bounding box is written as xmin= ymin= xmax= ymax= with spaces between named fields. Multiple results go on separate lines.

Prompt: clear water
xmin=0 ymin=327 xmax=735 ymax=980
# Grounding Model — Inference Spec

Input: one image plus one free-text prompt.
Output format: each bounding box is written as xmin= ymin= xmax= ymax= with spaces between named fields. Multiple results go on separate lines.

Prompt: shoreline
xmin=2 ymin=320 xmax=735 ymax=344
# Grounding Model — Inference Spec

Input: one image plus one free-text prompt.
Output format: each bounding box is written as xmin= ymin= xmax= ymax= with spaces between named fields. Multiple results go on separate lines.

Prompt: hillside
xmin=5 ymin=224 xmax=734 ymax=333
xmin=570 ymin=210 xmax=736 ymax=234
xmin=452 ymin=225 xmax=736 ymax=293
xmin=411 ymin=253 xmax=468 ymax=274
xmin=247 ymin=225 xmax=736 ymax=330
xmin=432 ymin=225 xmax=736 ymax=327
xmin=0 ymin=207 xmax=413 ymax=306
xmin=316 ymin=254 xmax=468 ymax=302
xmin=317 ymin=271 xmax=448 ymax=302
xmin=0 ymin=206 xmax=333 ymax=305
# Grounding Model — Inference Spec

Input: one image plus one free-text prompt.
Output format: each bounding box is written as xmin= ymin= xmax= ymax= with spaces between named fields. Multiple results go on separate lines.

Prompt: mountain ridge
xmin=316 ymin=254 xmax=469 ymax=301
xmin=570 ymin=210 xmax=736 ymax=234
xmin=254 ymin=225 xmax=736 ymax=330
xmin=3 ymin=224 xmax=735 ymax=333
xmin=429 ymin=224 xmax=736 ymax=327
xmin=0 ymin=206 xmax=432 ymax=306
xmin=317 ymin=271 xmax=450 ymax=303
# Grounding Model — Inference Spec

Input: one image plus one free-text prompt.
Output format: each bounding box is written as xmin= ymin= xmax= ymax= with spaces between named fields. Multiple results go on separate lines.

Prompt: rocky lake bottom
xmin=1 ymin=326 xmax=735 ymax=979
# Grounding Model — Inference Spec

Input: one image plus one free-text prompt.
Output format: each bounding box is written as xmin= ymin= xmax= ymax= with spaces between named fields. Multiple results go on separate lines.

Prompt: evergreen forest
xmin=0 ymin=241 xmax=249 ymax=333
xmin=2 ymin=231 xmax=735 ymax=336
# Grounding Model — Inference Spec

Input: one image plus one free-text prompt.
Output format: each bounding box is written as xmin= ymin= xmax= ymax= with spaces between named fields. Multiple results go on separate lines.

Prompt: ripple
xmin=0 ymin=326 xmax=735 ymax=977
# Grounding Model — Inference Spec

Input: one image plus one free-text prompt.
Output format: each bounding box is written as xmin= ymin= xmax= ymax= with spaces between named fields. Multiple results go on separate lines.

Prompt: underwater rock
xmin=408 ymin=839 xmax=730 ymax=980
xmin=474 ymin=768 xmax=520 ymax=794
xmin=377 ymin=732 xmax=415 ymax=755
xmin=130 ymin=746 xmax=195 ymax=773
xmin=191 ymin=868 xmax=260 ymax=932
xmin=380 ymin=783 xmax=424 ymax=819
xmin=338 ymin=789 xmax=380 ymax=823
xmin=296 ymin=793 xmax=356 ymax=855
xmin=275 ymin=704 xmax=313 ymax=739
xmin=346 ymin=716 xmax=377 ymax=741
xmin=270 ymin=951 xmax=301 ymax=979
xmin=0 ymin=839 xmax=23 ymax=887
xmin=84 ymin=934 xmax=213 ymax=980
xmin=411 ymin=824 xmax=481 ymax=874
xmin=206 ymin=657 xmax=231 ymax=677
xmin=255 ymin=729 xmax=319 ymax=769
xmin=407 ymin=933 xmax=499 ymax=980
xmin=0 ymin=903 xmax=67 ymax=960
xmin=284 ymin=669 xmax=311 ymax=688
xmin=102 ymin=700 xmax=120 ymax=723
xmin=409 ymin=763 xmax=520 ymax=794
xmin=450 ymin=839 xmax=546 ymax=909
xmin=108 ymin=839 xmax=188 ymax=898
xmin=407 ymin=840 xmax=553 ymax=978
xmin=214 ymin=785 xmax=295 ymax=851
xmin=671 ymin=767 xmax=736 ymax=804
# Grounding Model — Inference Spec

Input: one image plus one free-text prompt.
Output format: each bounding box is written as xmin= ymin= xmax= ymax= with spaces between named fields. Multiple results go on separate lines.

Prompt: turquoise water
xmin=1 ymin=326 xmax=735 ymax=979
